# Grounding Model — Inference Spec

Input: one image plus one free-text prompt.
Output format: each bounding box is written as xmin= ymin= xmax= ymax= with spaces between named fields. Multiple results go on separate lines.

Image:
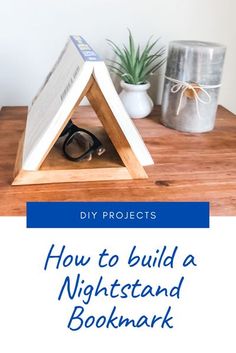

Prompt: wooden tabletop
xmin=0 ymin=105 xmax=235 ymax=216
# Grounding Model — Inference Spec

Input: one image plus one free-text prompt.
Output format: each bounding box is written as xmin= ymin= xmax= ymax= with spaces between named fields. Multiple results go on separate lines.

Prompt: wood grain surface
xmin=0 ymin=105 xmax=235 ymax=215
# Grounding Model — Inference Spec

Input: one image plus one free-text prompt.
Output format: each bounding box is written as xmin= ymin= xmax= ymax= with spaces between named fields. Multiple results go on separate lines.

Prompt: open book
xmin=22 ymin=35 xmax=154 ymax=171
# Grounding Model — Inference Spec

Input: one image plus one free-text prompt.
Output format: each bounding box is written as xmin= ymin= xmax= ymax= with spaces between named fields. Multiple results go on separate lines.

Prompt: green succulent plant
xmin=107 ymin=29 xmax=166 ymax=85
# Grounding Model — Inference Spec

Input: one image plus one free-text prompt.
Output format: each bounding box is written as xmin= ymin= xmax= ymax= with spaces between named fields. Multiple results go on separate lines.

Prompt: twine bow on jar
xmin=165 ymin=76 xmax=222 ymax=118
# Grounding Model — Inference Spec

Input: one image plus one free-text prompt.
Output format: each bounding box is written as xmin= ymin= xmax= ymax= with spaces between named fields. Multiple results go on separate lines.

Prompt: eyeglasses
xmin=60 ymin=120 xmax=105 ymax=162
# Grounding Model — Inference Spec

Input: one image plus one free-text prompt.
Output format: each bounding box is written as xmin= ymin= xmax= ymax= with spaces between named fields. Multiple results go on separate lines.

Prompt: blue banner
xmin=26 ymin=202 xmax=209 ymax=228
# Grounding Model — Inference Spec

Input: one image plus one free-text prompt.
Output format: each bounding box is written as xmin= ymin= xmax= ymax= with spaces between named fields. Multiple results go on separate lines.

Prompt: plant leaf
xmin=107 ymin=30 xmax=166 ymax=83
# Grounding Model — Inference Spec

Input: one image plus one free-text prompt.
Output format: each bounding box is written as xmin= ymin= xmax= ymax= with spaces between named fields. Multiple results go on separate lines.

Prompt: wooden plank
xmin=86 ymin=77 xmax=147 ymax=179
xmin=12 ymin=166 xmax=131 ymax=185
xmin=0 ymin=105 xmax=236 ymax=215
xmin=13 ymin=132 xmax=24 ymax=179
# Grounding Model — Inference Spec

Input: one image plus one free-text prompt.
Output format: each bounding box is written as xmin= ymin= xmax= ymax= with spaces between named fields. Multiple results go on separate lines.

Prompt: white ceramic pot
xmin=119 ymin=81 xmax=154 ymax=119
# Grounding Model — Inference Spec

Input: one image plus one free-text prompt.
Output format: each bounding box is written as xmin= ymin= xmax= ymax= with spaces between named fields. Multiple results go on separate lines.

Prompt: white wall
xmin=0 ymin=0 xmax=235 ymax=113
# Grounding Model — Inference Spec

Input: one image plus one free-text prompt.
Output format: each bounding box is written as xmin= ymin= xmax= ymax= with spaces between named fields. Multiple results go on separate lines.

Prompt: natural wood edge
xmin=11 ymin=166 xmax=137 ymax=185
xmin=87 ymin=76 xmax=148 ymax=179
xmin=12 ymin=133 xmax=25 ymax=182
xmin=217 ymin=105 xmax=236 ymax=116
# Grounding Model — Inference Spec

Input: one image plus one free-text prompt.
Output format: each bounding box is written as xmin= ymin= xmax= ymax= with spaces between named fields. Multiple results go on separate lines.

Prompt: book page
xmin=22 ymin=38 xmax=91 ymax=170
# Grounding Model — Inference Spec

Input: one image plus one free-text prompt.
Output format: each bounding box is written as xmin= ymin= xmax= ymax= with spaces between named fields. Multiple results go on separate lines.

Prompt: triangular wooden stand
xmin=12 ymin=75 xmax=147 ymax=185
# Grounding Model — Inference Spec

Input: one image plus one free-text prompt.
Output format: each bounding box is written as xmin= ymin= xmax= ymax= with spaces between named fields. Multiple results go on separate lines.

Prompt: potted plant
xmin=107 ymin=30 xmax=166 ymax=118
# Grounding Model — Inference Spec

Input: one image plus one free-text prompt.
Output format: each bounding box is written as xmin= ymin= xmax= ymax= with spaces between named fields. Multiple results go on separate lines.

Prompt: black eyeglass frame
xmin=60 ymin=120 xmax=104 ymax=162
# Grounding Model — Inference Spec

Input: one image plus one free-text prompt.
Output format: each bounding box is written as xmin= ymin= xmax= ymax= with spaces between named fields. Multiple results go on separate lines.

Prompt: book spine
xmin=70 ymin=35 xmax=101 ymax=62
